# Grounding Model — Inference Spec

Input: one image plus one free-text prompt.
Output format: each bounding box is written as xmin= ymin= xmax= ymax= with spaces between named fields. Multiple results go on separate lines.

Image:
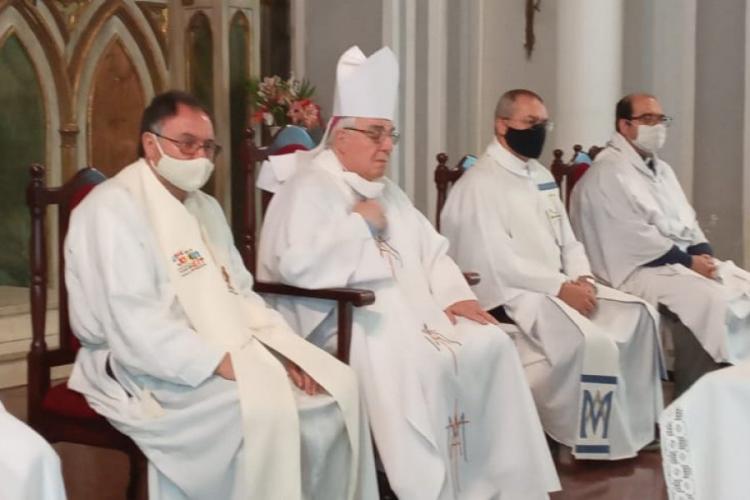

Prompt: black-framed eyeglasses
xmin=629 ymin=114 xmax=673 ymax=126
xmin=151 ymin=131 xmax=222 ymax=159
xmin=344 ymin=126 xmax=401 ymax=145
xmin=500 ymin=117 xmax=555 ymax=132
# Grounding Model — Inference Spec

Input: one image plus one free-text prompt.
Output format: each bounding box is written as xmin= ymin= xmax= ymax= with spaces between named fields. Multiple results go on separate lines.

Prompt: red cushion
xmin=69 ymin=335 xmax=81 ymax=352
xmin=569 ymin=162 xmax=591 ymax=190
xmin=271 ymin=144 xmax=309 ymax=156
xmin=70 ymin=183 xmax=97 ymax=210
xmin=41 ymin=382 xmax=100 ymax=419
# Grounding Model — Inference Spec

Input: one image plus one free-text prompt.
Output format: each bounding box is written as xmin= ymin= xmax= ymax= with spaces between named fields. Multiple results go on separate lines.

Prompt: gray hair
xmin=494 ymin=89 xmax=544 ymax=120
xmin=326 ymin=116 xmax=357 ymax=147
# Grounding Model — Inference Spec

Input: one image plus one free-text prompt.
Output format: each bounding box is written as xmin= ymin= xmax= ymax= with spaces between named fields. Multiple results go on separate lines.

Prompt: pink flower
xmin=287 ymin=99 xmax=321 ymax=129
xmin=258 ymin=76 xmax=283 ymax=103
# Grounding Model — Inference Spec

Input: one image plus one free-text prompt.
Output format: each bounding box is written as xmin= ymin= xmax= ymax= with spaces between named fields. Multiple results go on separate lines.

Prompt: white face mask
xmin=151 ymin=135 xmax=215 ymax=192
xmin=633 ymin=124 xmax=667 ymax=154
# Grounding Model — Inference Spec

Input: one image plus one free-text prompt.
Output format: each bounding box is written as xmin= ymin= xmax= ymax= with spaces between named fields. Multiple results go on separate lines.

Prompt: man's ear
xmin=142 ymin=132 xmax=158 ymax=162
xmin=616 ymin=118 xmax=630 ymax=136
xmin=494 ymin=118 xmax=507 ymax=138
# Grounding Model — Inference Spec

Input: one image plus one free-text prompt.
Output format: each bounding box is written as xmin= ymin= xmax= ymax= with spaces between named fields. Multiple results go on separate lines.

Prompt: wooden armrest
xmin=253 ymin=280 xmax=374 ymax=364
xmin=463 ymin=272 xmax=480 ymax=286
xmin=253 ymin=280 xmax=375 ymax=307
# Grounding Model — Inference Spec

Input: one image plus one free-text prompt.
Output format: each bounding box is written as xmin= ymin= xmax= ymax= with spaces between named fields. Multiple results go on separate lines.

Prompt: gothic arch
xmin=73 ymin=15 xmax=154 ymax=171
xmin=0 ymin=5 xmax=64 ymax=184
xmin=68 ymin=1 xmax=166 ymax=110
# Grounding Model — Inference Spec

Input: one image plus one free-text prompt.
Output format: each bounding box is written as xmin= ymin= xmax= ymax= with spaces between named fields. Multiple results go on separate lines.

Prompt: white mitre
xmin=332 ymin=45 xmax=399 ymax=120
xmin=257 ymin=45 xmax=399 ymax=193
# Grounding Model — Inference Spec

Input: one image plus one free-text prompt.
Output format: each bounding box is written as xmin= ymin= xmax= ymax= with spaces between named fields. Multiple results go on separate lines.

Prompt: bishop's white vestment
xmin=258 ymin=149 xmax=560 ymax=499
xmin=570 ymin=132 xmax=750 ymax=365
xmin=441 ymin=138 xmax=664 ymax=460
xmin=661 ymin=362 xmax=750 ymax=500
xmin=65 ymin=160 xmax=377 ymax=500
xmin=0 ymin=401 xmax=66 ymax=500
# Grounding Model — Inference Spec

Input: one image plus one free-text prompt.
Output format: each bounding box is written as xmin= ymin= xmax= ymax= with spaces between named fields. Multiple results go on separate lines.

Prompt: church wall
xmin=694 ymin=0 xmax=746 ymax=264
xmin=475 ymin=0 xmax=559 ymax=165
xmin=411 ymin=0 xmax=430 ymax=214
xmin=744 ymin=0 xmax=750 ymax=267
xmin=0 ymin=0 xmax=260 ymax=388
xmin=303 ymin=0 xmax=383 ymax=121
xmin=622 ymin=0 xmax=696 ymax=201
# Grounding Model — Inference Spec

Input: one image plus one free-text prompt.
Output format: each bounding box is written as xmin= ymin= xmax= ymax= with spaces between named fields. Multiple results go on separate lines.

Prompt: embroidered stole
xmin=535 ymin=176 xmax=621 ymax=459
xmin=115 ymin=160 xmax=360 ymax=499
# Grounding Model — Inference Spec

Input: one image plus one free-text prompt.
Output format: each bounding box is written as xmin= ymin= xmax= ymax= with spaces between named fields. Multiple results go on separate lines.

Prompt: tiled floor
xmin=1 ymin=383 xmax=671 ymax=500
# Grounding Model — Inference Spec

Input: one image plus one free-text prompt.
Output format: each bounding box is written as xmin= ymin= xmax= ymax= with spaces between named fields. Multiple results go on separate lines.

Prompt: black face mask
xmin=504 ymin=123 xmax=547 ymax=159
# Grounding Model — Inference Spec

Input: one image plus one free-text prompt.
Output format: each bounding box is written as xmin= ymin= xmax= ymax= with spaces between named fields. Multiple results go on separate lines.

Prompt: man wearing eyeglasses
xmin=441 ymin=89 xmax=664 ymax=461
xmin=259 ymin=48 xmax=559 ymax=499
xmin=65 ymin=90 xmax=378 ymax=500
xmin=570 ymin=93 xmax=750 ymax=395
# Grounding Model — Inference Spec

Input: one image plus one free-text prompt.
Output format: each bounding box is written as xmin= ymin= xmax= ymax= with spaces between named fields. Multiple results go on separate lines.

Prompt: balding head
xmin=493 ymin=89 xmax=549 ymax=160
xmin=615 ymin=93 xmax=669 ymax=155
xmin=494 ymin=89 xmax=545 ymax=121
xmin=615 ymin=93 xmax=660 ymax=133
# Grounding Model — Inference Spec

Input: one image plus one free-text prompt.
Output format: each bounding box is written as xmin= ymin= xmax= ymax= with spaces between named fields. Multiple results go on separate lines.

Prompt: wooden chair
xmin=549 ymin=144 xmax=603 ymax=209
xmin=27 ymin=164 xmax=146 ymax=499
xmin=239 ymin=128 xmax=375 ymax=363
xmin=434 ymin=152 xmax=472 ymax=233
xmin=433 ymin=153 xmax=512 ymax=325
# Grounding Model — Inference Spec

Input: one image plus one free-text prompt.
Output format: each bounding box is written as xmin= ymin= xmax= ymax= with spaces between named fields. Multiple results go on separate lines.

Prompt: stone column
xmin=554 ymin=0 xmax=623 ymax=152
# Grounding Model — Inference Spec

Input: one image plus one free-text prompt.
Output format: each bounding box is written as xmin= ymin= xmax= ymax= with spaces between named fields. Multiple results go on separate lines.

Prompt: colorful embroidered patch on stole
xmin=172 ymin=248 xmax=206 ymax=277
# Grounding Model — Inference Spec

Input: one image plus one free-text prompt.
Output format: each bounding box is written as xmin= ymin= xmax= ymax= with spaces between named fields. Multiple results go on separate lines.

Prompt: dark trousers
xmin=663 ymin=308 xmax=729 ymax=397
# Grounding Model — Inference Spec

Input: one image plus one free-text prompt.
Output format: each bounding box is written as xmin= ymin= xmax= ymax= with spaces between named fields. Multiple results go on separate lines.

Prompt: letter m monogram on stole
xmin=580 ymin=388 xmax=613 ymax=439
xmin=575 ymin=374 xmax=617 ymax=457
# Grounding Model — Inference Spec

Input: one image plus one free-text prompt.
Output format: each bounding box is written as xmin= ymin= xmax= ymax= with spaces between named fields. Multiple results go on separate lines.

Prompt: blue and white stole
xmin=536 ymin=172 xmax=621 ymax=459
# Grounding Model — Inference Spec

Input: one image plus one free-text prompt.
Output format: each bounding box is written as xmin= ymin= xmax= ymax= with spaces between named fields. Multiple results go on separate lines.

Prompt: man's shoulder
xmin=67 ymin=180 xmax=146 ymax=247
xmin=590 ymin=140 xmax=645 ymax=174
xmin=527 ymin=159 xmax=555 ymax=181
xmin=283 ymin=162 xmax=340 ymax=194
xmin=74 ymin=179 xmax=137 ymax=215
xmin=586 ymin=148 xmax=625 ymax=181
xmin=453 ymin=154 xmax=498 ymax=188
xmin=269 ymin=161 xmax=345 ymax=213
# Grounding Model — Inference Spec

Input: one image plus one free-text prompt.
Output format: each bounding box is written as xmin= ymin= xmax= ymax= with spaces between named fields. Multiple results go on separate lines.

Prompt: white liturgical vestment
xmin=258 ymin=149 xmax=560 ymax=499
xmin=65 ymin=160 xmax=377 ymax=500
xmin=441 ymin=138 xmax=664 ymax=460
xmin=661 ymin=362 xmax=750 ymax=500
xmin=570 ymin=132 xmax=750 ymax=364
xmin=0 ymin=401 xmax=66 ymax=500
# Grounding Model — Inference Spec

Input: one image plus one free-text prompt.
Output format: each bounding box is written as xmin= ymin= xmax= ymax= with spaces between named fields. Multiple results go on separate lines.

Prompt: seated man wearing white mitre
xmin=259 ymin=46 xmax=560 ymax=500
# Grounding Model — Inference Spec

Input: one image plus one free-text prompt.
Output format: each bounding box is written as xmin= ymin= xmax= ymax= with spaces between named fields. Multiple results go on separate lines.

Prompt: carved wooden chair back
xmin=550 ymin=144 xmax=602 ymax=210
xmin=434 ymin=152 xmax=477 ymax=232
xmin=27 ymin=164 xmax=146 ymax=498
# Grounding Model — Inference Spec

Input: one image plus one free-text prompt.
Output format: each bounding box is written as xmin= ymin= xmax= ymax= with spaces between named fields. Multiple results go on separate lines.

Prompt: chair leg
xmin=126 ymin=452 xmax=148 ymax=500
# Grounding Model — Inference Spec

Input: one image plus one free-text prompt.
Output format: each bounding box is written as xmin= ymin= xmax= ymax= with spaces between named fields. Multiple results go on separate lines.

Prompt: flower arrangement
xmin=248 ymin=75 xmax=323 ymax=129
